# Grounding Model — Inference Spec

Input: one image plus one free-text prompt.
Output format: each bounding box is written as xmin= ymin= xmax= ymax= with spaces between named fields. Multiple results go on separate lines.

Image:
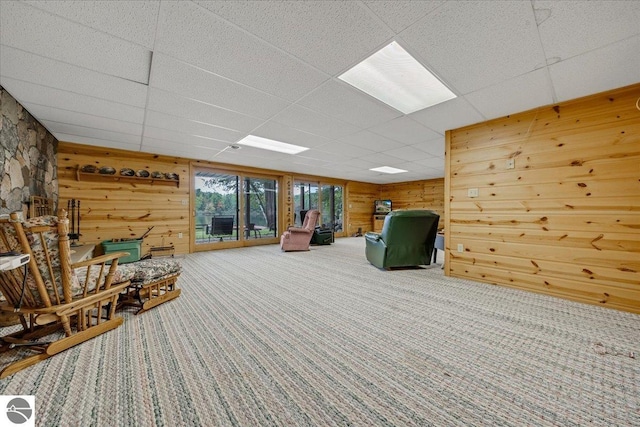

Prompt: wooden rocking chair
xmin=0 ymin=210 xmax=130 ymax=378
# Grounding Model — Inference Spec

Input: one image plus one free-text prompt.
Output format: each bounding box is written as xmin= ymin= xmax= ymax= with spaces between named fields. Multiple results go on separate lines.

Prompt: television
xmin=374 ymin=199 xmax=392 ymax=214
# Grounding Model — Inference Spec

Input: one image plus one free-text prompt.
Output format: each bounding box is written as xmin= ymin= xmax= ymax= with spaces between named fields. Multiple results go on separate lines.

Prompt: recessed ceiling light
xmin=236 ymin=135 xmax=309 ymax=154
xmin=339 ymin=41 xmax=456 ymax=114
xmin=370 ymin=166 xmax=408 ymax=174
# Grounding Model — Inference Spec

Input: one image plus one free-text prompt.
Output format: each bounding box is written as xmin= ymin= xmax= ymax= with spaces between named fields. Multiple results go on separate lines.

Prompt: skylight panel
xmin=370 ymin=166 xmax=407 ymax=174
xmin=236 ymin=135 xmax=309 ymax=155
xmin=338 ymin=41 xmax=456 ymax=114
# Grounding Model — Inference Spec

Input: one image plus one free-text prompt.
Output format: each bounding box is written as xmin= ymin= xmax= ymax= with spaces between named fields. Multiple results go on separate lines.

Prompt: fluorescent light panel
xmin=370 ymin=166 xmax=407 ymax=174
xmin=236 ymin=135 xmax=309 ymax=154
xmin=339 ymin=41 xmax=456 ymax=114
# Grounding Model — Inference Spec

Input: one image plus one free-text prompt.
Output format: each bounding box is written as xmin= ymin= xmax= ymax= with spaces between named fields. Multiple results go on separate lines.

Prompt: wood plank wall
xmin=58 ymin=143 xmax=191 ymax=256
xmin=345 ymin=181 xmax=379 ymax=235
xmin=58 ymin=143 xmax=405 ymax=251
xmin=380 ymin=178 xmax=445 ymax=229
xmin=446 ymin=83 xmax=640 ymax=314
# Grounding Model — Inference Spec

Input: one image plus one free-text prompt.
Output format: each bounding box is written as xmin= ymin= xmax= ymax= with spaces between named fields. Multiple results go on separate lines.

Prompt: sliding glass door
xmin=321 ymin=184 xmax=343 ymax=232
xmin=293 ymin=182 xmax=318 ymax=226
xmin=194 ymin=171 xmax=239 ymax=245
xmin=294 ymin=180 xmax=343 ymax=233
xmin=243 ymin=176 xmax=278 ymax=240
xmin=193 ymin=168 xmax=279 ymax=250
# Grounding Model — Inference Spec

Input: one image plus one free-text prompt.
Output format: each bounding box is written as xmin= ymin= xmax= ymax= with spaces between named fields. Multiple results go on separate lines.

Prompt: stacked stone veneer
xmin=1 ymin=86 xmax=58 ymax=215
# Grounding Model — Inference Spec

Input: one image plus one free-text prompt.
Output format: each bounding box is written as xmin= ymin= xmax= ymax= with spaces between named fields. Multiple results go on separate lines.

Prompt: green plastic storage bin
xmin=102 ymin=239 xmax=141 ymax=264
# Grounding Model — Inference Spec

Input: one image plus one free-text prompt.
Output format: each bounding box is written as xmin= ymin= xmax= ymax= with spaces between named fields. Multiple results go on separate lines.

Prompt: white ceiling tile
xmin=388 ymin=163 xmax=425 ymax=176
xmin=336 ymin=158 xmax=382 ymax=170
xmin=193 ymin=0 xmax=393 ymax=75
xmin=338 ymin=130 xmax=406 ymax=152
xmin=316 ymin=142 xmax=375 ymax=159
xmin=294 ymin=149 xmax=341 ymax=163
xmin=55 ymin=133 xmax=141 ymax=152
xmin=411 ymin=138 xmax=445 ymax=158
xmin=251 ymin=121 xmax=332 ymax=149
xmin=146 ymin=88 xmax=264 ymax=133
xmin=1 ymin=0 xmax=635 ymax=185
xmin=400 ymin=1 xmax=545 ymax=94
xmin=1 ymin=1 xmax=152 ymax=84
xmin=142 ymin=137 xmax=220 ymax=160
xmin=216 ymin=146 xmax=287 ymax=162
xmin=145 ymin=111 xmax=243 ymax=143
xmin=24 ymin=103 xmax=143 ymax=136
xmin=143 ymin=126 xmax=230 ymax=151
xmin=534 ymin=0 xmax=640 ymax=61
xmin=222 ymin=155 xmax=282 ymax=169
xmin=24 ymin=0 xmax=160 ymax=49
xmin=149 ymin=54 xmax=290 ymax=120
xmin=0 ymin=46 xmax=148 ymax=107
xmin=464 ymin=68 xmax=555 ymax=121
xmin=271 ymin=105 xmax=360 ymax=140
xmin=360 ymin=170 xmax=409 ymax=184
xmin=368 ymin=117 xmax=440 ymax=145
xmin=360 ymin=152 xmax=406 ymax=166
xmin=410 ymin=156 xmax=445 ymax=170
xmin=1 ymin=77 xmax=145 ymax=124
xmin=155 ymin=1 xmax=328 ymax=101
xmin=297 ymin=79 xmax=401 ymax=128
xmin=382 ymin=145 xmax=434 ymax=162
xmin=321 ymin=162 xmax=363 ymax=173
xmin=41 ymin=121 xmax=141 ymax=146
xmin=362 ymin=1 xmax=444 ymax=33
xmin=409 ymin=97 xmax=484 ymax=134
xmin=548 ymin=36 xmax=640 ymax=103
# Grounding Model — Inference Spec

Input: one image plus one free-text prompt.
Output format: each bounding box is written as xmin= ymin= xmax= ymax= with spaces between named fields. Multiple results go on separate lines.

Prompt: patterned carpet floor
xmin=1 ymin=237 xmax=639 ymax=426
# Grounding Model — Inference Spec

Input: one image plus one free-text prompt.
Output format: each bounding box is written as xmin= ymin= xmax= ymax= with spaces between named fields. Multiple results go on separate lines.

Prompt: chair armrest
xmin=287 ymin=227 xmax=311 ymax=234
xmin=364 ymin=232 xmax=381 ymax=242
xmin=71 ymin=252 xmax=129 ymax=269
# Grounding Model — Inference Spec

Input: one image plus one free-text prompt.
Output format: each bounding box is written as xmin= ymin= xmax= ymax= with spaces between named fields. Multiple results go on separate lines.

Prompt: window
xmin=321 ymin=185 xmax=343 ymax=232
xmin=194 ymin=169 xmax=280 ymax=248
xmin=294 ymin=181 xmax=343 ymax=232
xmin=195 ymin=171 xmax=239 ymax=244
xmin=293 ymin=182 xmax=318 ymax=226
xmin=243 ymin=176 xmax=278 ymax=239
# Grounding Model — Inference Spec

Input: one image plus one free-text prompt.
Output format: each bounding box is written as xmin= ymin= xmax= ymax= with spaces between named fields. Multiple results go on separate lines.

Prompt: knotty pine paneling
xmin=446 ymin=82 xmax=640 ymax=314
xmin=58 ymin=143 xmax=396 ymax=252
xmin=58 ymin=143 xmax=191 ymax=255
xmin=345 ymin=181 xmax=379 ymax=234
xmin=380 ymin=178 xmax=444 ymax=229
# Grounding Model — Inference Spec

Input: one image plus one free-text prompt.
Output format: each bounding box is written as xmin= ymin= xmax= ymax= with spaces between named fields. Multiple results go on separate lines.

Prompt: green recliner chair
xmin=365 ymin=210 xmax=440 ymax=269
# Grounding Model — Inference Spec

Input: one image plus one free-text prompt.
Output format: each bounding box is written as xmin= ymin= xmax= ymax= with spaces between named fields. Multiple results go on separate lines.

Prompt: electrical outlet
xmin=181 ymin=199 xmax=187 ymax=205
xmin=467 ymin=188 xmax=479 ymax=198
xmin=178 ymin=232 xmax=183 ymax=239
xmin=457 ymin=243 xmax=464 ymax=253
xmin=506 ymin=158 xmax=515 ymax=169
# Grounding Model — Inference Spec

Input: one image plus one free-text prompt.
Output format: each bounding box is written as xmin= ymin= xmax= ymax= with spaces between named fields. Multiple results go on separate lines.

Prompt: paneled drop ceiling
xmin=1 ymin=1 xmax=638 ymax=184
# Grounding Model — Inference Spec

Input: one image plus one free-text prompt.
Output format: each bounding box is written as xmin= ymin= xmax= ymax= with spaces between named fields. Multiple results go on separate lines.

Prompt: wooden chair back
xmin=0 ymin=210 xmax=130 ymax=378
xmin=0 ymin=210 xmax=121 ymax=309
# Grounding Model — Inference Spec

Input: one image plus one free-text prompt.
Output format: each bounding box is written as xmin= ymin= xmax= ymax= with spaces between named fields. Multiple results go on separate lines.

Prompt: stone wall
xmin=0 ymin=86 xmax=58 ymax=215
